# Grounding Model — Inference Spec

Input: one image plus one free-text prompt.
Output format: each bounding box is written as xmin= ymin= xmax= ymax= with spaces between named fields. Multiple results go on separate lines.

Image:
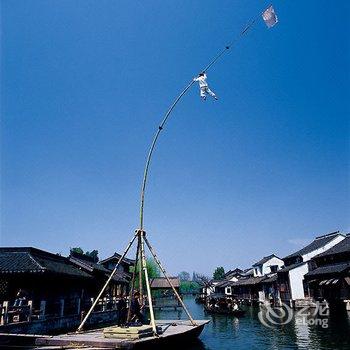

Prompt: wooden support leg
xmin=139 ymin=231 xmax=157 ymax=335
xmin=77 ymin=233 xmax=137 ymax=332
xmin=138 ymin=234 xmax=143 ymax=304
xmin=127 ymin=234 xmax=141 ymax=323
xmin=143 ymin=235 xmax=197 ymax=326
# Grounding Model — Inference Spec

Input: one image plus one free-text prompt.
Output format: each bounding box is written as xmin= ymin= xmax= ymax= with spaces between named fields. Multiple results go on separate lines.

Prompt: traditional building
xmin=0 ymin=247 xmax=134 ymax=332
xmin=252 ymin=254 xmax=284 ymax=277
xmin=214 ymin=256 xmax=283 ymax=303
xmin=250 ymin=254 xmax=284 ymax=304
xmin=304 ymin=234 xmax=350 ymax=310
xmin=230 ymin=254 xmax=283 ymax=303
xmin=0 ymin=247 xmax=92 ymax=317
xmin=69 ymin=250 xmax=130 ymax=298
xmin=150 ymin=277 xmax=180 ymax=293
xmin=213 ymin=268 xmax=244 ymax=296
xmin=99 ymin=252 xmax=134 ymax=280
xmin=224 ymin=268 xmax=243 ymax=282
xmin=277 ymin=231 xmax=345 ymax=306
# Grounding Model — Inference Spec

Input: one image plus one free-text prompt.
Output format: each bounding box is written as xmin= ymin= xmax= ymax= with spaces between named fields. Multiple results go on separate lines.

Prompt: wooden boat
xmin=0 ymin=320 xmax=209 ymax=349
xmin=204 ymin=305 xmax=246 ymax=317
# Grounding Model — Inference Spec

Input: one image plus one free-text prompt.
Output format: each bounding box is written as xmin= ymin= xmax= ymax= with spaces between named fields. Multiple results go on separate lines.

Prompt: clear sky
xmin=1 ymin=0 xmax=349 ymax=276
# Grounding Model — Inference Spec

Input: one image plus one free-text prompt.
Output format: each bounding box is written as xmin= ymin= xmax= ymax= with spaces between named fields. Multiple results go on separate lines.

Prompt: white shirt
xmin=194 ymin=73 xmax=208 ymax=88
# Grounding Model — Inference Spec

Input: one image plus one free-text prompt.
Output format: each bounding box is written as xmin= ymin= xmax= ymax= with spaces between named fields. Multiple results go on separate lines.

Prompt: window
xmin=270 ymin=265 xmax=278 ymax=273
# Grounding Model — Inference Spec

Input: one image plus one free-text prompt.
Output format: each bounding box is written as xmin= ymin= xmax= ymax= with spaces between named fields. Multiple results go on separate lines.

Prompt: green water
xmin=155 ymin=296 xmax=350 ymax=350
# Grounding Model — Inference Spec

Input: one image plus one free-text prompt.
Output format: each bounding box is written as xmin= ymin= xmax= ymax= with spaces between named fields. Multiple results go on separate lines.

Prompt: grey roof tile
xmin=315 ymin=236 xmax=350 ymax=258
xmin=283 ymin=233 xmax=344 ymax=260
xmin=305 ymin=262 xmax=350 ymax=277
xmin=0 ymin=247 xmax=91 ymax=278
xmin=253 ymin=254 xmax=279 ymax=267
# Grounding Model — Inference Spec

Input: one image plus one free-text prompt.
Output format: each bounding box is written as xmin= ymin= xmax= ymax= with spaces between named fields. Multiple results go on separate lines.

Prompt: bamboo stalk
xmin=139 ymin=231 xmax=157 ymax=335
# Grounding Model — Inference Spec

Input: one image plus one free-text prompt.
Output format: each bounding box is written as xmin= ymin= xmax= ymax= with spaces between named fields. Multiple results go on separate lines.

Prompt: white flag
xmin=262 ymin=5 xmax=278 ymax=28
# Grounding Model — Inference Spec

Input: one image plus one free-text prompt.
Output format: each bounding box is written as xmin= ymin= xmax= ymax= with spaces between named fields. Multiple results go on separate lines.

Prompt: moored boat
xmin=0 ymin=320 xmax=209 ymax=349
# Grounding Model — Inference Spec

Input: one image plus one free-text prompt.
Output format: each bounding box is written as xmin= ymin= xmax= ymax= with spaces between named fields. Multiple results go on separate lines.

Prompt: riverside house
xmin=304 ymin=234 xmax=350 ymax=310
xmin=213 ymin=231 xmax=348 ymax=308
xmin=215 ymin=255 xmax=284 ymax=304
xmin=233 ymin=255 xmax=283 ymax=303
xmin=277 ymin=231 xmax=345 ymax=307
xmin=0 ymin=247 xmax=132 ymax=334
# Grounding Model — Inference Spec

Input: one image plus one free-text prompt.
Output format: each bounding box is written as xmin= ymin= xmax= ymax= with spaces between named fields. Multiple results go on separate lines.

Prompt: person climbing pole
xmin=193 ymin=72 xmax=218 ymax=101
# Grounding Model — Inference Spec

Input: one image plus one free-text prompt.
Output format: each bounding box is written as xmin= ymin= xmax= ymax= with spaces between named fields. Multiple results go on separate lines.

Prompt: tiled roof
xmin=0 ymin=252 xmax=41 ymax=273
xmin=69 ymin=256 xmax=109 ymax=274
xmin=278 ymin=262 xmax=305 ymax=273
xmin=253 ymin=254 xmax=279 ymax=267
xmin=100 ymin=252 xmax=135 ymax=265
xmin=231 ymin=276 xmax=266 ymax=286
xmin=150 ymin=277 xmax=180 ymax=289
xmin=69 ymin=256 xmax=130 ymax=283
xmin=283 ymin=232 xmax=344 ymax=260
xmin=0 ymin=247 xmax=91 ymax=278
xmin=224 ymin=268 xmax=243 ymax=277
xmin=305 ymin=262 xmax=350 ymax=277
xmin=314 ymin=235 xmax=350 ymax=259
xmin=241 ymin=268 xmax=254 ymax=277
xmin=215 ymin=280 xmax=235 ymax=288
xmin=262 ymin=274 xmax=278 ymax=284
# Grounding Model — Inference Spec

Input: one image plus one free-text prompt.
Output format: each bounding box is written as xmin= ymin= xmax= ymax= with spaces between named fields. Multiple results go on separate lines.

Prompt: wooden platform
xmin=0 ymin=320 xmax=209 ymax=349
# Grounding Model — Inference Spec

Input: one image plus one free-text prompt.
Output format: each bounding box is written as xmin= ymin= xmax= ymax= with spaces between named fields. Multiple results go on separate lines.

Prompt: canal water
xmin=155 ymin=296 xmax=350 ymax=350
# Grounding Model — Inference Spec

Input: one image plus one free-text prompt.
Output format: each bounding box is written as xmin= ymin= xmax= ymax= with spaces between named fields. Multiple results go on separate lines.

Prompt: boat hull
xmin=0 ymin=320 xmax=209 ymax=349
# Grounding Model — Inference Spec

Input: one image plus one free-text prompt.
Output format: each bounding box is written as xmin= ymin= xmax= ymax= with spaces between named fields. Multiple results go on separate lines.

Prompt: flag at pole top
xmin=262 ymin=5 xmax=278 ymax=28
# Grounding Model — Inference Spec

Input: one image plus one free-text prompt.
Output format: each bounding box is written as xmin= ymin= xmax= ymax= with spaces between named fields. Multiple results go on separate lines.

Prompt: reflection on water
xmin=156 ymin=296 xmax=350 ymax=350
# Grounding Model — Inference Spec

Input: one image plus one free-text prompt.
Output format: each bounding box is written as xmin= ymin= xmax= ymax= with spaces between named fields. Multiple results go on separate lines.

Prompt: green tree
xmin=70 ymin=247 xmax=84 ymax=254
xmin=146 ymin=257 xmax=160 ymax=279
xmin=213 ymin=266 xmax=225 ymax=280
xmin=85 ymin=249 xmax=99 ymax=262
xmin=70 ymin=247 xmax=99 ymax=262
xmin=131 ymin=257 xmax=161 ymax=291
xmin=179 ymin=281 xmax=200 ymax=294
xmin=178 ymin=271 xmax=191 ymax=281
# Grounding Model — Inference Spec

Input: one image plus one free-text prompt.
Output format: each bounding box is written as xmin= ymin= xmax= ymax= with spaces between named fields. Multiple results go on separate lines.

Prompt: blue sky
xmin=1 ymin=0 xmax=349 ymax=275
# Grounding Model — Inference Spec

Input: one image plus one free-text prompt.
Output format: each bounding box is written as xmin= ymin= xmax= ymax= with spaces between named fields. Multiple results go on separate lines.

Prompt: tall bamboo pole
xmin=138 ymin=230 xmax=157 ymax=335
xmin=138 ymin=234 xmax=143 ymax=304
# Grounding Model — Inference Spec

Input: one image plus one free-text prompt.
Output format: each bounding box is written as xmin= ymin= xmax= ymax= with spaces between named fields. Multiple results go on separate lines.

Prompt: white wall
xmin=289 ymin=263 xmax=309 ymax=300
xmin=302 ymin=235 xmax=345 ymax=262
xmin=262 ymin=257 xmax=284 ymax=275
xmin=254 ymin=257 xmax=284 ymax=277
xmin=228 ymin=276 xmax=238 ymax=282
xmin=253 ymin=267 xmax=262 ymax=277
